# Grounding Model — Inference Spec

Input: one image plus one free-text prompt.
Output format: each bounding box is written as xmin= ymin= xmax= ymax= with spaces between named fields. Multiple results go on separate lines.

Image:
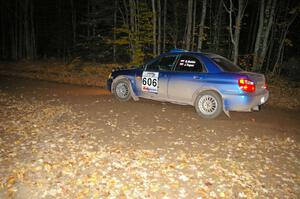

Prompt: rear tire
xmin=195 ymin=91 xmax=222 ymax=119
xmin=113 ymin=79 xmax=132 ymax=101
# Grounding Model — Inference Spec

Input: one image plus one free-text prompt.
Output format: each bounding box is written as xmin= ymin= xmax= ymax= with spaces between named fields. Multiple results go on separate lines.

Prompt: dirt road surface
xmin=1 ymin=76 xmax=299 ymax=198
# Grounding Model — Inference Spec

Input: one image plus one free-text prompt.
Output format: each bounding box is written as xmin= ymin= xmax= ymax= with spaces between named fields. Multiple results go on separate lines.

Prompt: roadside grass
xmin=0 ymin=60 xmax=118 ymax=88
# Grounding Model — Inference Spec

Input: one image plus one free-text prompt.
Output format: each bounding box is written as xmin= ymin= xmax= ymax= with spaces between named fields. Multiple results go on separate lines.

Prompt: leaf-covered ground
xmin=0 ymin=88 xmax=299 ymax=198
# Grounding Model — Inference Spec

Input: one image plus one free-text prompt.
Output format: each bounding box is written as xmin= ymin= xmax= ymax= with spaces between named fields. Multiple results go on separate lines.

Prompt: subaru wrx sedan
xmin=107 ymin=50 xmax=269 ymax=119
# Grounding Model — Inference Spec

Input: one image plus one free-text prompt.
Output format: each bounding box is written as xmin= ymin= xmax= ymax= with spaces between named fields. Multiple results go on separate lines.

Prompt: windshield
xmin=208 ymin=55 xmax=243 ymax=72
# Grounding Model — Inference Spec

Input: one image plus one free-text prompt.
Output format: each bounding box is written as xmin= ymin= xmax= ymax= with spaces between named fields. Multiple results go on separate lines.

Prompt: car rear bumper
xmin=223 ymin=90 xmax=269 ymax=112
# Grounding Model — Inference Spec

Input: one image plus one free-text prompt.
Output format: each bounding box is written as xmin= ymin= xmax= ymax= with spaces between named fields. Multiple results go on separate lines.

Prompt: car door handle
xmin=193 ymin=76 xmax=203 ymax=80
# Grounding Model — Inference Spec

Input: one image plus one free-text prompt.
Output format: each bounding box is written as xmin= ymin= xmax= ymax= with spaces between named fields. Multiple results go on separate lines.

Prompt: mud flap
xmin=223 ymin=101 xmax=230 ymax=118
xmin=223 ymin=109 xmax=230 ymax=117
xmin=129 ymin=85 xmax=139 ymax=101
xmin=252 ymin=105 xmax=261 ymax=111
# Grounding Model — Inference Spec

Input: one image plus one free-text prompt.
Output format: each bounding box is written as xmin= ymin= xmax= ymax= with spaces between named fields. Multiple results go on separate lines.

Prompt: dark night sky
xmin=0 ymin=0 xmax=299 ymax=65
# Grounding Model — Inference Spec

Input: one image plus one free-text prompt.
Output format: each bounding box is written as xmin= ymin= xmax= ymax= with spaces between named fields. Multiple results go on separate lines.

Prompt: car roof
xmin=161 ymin=50 xmax=222 ymax=58
xmin=161 ymin=51 xmax=202 ymax=56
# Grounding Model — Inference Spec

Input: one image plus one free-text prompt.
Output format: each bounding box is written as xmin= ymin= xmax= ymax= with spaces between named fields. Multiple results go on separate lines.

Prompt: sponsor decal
xmin=142 ymin=71 xmax=159 ymax=93
xmin=179 ymin=59 xmax=196 ymax=67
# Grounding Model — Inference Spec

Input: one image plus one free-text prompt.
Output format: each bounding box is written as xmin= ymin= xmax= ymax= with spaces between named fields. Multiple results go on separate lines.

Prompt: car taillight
xmin=238 ymin=78 xmax=255 ymax=92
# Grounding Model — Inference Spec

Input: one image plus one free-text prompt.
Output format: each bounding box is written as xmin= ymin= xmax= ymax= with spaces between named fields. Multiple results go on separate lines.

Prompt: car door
xmin=136 ymin=55 xmax=177 ymax=100
xmin=167 ymin=54 xmax=206 ymax=104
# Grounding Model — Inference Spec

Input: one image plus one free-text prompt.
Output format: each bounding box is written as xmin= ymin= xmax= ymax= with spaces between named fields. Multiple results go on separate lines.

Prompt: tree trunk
xmin=253 ymin=0 xmax=265 ymax=69
xmin=134 ymin=0 xmax=138 ymax=37
xmin=185 ymin=0 xmax=193 ymax=50
xmin=12 ymin=0 xmax=18 ymax=60
xmin=197 ymin=0 xmax=207 ymax=51
xmin=272 ymin=13 xmax=296 ymax=74
xmin=253 ymin=0 xmax=277 ymax=71
xmin=113 ymin=0 xmax=117 ymax=62
xmin=232 ymin=0 xmax=245 ymax=64
xmin=259 ymin=0 xmax=277 ymax=70
xmin=122 ymin=0 xmax=129 ymax=25
xmin=223 ymin=0 xmax=235 ymax=58
xmin=70 ymin=0 xmax=76 ymax=46
xmin=247 ymin=3 xmax=259 ymax=54
xmin=87 ymin=0 xmax=90 ymax=39
xmin=163 ymin=0 xmax=167 ymax=52
xmin=30 ymin=0 xmax=36 ymax=59
xmin=151 ymin=0 xmax=157 ymax=56
xmin=24 ymin=0 xmax=31 ymax=59
xmin=18 ymin=0 xmax=23 ymax=59
xmin=212 ymin=0 xmax=223 ymax=52
xmin=157 ymin=0 xmax=161 ymax=55
xmin=223 ymin=0 xmax=247 ymax=64
xmin=172 ymin=1 xmax=178 ymax=48
xmin=191 ymin=0 xmax=197 ymax=51
xmin=1 ymin=2 xmax=5 ymax=58
xmin=265 ymin=27 xmax=274 ymax=72
xmin=129 ymin=0 xmax=136 ymax=60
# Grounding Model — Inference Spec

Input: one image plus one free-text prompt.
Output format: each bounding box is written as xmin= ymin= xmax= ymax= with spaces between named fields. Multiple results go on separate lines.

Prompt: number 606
xmin=142 ymin=78 xmax=157 ymax=87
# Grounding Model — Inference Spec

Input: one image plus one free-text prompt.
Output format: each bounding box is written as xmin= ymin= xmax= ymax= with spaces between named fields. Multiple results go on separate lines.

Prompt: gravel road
xmin=0 ymin=76 xmax=299 ymax=198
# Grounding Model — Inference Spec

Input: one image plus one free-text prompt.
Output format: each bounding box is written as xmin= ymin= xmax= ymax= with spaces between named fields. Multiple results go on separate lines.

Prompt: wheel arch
xmin=192 ymin=87 xmax=230 ymax=117
xmin=112 ymin=75 xmax=139 ymax=101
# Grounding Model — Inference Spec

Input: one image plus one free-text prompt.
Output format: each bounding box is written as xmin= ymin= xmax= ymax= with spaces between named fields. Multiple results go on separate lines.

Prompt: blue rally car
xmin=107 ymin=49 xmax=269 ymax=119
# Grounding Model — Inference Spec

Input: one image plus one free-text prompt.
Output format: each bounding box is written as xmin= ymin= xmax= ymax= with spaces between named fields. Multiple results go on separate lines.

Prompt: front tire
xmin=113 ymin=79 xmax=132 ymax=101
xmin=195 ymin=91 xmax=222 ymax=119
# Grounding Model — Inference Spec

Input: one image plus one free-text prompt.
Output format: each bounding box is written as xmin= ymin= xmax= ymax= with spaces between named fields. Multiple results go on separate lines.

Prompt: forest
xmin=0 ymin=0 xmax=299 ymax=77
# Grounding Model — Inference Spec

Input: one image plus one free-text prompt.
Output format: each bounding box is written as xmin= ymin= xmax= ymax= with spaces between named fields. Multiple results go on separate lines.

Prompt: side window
xmin=146 ymin=56 xmax=177 ymax=71
xmin=158 ymin=56 xmax=177 ymax=71
xmin=175 ymin=55 xmax=203 ymax=72
xmin=146 ymin=59 xmax=159 ymax=71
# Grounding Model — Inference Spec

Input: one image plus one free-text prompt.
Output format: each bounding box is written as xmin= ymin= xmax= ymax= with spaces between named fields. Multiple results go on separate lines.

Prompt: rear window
xmin=210 ymin=56 xmax=242 ymax=72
